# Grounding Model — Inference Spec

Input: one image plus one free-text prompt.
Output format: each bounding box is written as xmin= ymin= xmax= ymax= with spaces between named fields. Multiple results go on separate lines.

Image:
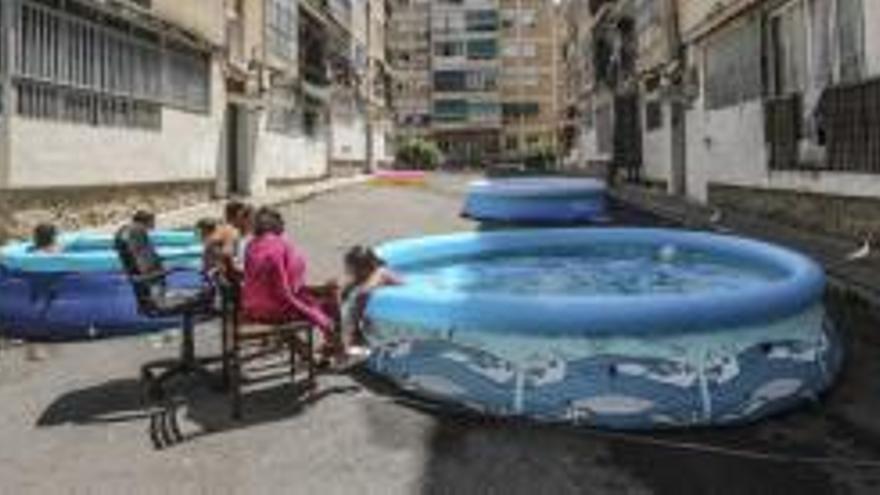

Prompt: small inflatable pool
xmin=370 ymin=170 xmax=428 ymax=186
xmin=463 ymin=177 xmax=607 ymax=224
xmin=364 ymin=228 xmax=841 ymax=430
xmin=0 ymin=230 xmax=203 ymax=341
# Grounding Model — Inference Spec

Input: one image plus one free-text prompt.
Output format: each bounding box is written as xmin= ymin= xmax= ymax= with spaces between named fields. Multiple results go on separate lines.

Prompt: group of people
xmin=28 ymin=203 xmax=399 ymax=367
xmin=195 ymin=202 xmax=400 ymax=367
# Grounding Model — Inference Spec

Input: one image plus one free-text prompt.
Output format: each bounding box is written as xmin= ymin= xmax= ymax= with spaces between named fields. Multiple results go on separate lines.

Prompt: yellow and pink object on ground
xmin=370 ymin=170 xmax=429 ymax=186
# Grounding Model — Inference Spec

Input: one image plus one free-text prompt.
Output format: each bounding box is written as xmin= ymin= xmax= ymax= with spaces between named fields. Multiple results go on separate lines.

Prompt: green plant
xmin=524 ymin=145 xmax=558 ymax=172
xmin=395 ymin=139 xmax=443 ymax=170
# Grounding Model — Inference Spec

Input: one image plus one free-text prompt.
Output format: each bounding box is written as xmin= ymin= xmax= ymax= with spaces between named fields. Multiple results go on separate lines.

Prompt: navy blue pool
xmin=0 ymin=231 xmax=203 ymax=341
xmin=364 ymin=228 xmax=842 ymax=430
xmin=463 ymin=177 xmax=607 ymax=224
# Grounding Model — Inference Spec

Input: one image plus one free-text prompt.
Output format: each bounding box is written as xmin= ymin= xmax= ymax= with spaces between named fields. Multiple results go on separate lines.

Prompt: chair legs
xmin=140 ymin=311 xmax=222 ymax=403
xmin=228 ymin=326 xmax=317 ymax=420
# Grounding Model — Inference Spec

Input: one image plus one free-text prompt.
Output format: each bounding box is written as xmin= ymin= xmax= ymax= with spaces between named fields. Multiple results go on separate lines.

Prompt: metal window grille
xmin=266 ymin=0 xmax=298 ymax=61
xmin=765 ymin=93 xmax=801 ymax=170
xmin=822 ymin=77 xmax=880 ymax=173
xmin=704 ymin=17 xmax=762 ymax=110
xmin=10 ymin=0 xmax=211 ymax=130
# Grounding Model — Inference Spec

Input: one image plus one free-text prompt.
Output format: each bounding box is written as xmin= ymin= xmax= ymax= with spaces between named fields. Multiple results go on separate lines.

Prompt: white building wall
xmin=684 ymin=0 xmax=880 ymax=204
xmin=331 ymin=104 xmax=368 ymax=164
xmin=7 ymin=60 xmax=226 ymax=189
xmin=257 ymin=122 xmax=329 ymax=187
xmin=641 ymin=103 xmax=672 ymax=185
xmin=865 ymin=0 xmax=880 ymax=75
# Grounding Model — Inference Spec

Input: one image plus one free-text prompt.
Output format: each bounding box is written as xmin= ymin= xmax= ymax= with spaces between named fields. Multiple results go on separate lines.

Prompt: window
xmin=435 ymin=41 xmax=463 ymax=57
xmin=836 ymin=0 xmax=864 ymax=83
xmin=10 ymin=0 xmax=212 ymax=129
xmin=502 ymin=102 xmax=540 ymax=119
xmin=467 ymin=39 xmax=498 ymax=60
xmin=434 ymin=71 xmax=466 ymax=91
xmin=768 ymin=2 xmax=808 ymax=96
xmin=704 ymin=18 xmax=762 ymax=110
xmin=266 ymin=0 xmax=297 ymax=61
xmin=465 ymin=10 xmax=498 ymax=32
xmin=434 ymin=99 xmax=468 ymax=122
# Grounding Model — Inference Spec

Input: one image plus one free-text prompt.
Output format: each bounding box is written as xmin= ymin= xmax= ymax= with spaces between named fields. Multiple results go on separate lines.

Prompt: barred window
xmin=11 ymin=0 xmax=211 ymax=130
xmin=166 ymin=44 xmax=211 ymax=112
xmin=266 ymin=0 xmax=298 ymax=61
xmin=704 ymin=18 xmax=762 ymax=110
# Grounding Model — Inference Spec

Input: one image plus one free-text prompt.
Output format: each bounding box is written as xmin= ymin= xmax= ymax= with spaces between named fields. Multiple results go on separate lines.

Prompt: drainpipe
xmin=0 ymin=0 xmax=15 ymax=189
xmin=364 ymin=0 xmax=376 ymax=173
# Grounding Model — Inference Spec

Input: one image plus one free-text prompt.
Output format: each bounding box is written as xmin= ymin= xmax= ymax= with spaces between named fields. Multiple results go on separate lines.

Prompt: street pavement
xmin=1 ymin=174 xmax=879 ymax=494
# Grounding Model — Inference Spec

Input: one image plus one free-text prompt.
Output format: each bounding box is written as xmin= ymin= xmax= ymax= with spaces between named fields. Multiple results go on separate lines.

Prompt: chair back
xmin=114 ymin=224 xmax=166 ymax=315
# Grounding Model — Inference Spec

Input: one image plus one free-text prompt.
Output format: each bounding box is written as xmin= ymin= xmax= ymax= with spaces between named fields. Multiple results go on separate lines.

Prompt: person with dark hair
xmin=341 ymin=245 xmax=401 ymax=349
xmin=195 ymin=217 xmax=229 ymax=277
xmin=211 ymin=201 xmax=254 ymax=262
xmin=132 ymin=210 xmax=156 ymax=230
xmin=241 ymin=207 xmax=345 ymax=365
xmin=31 ymin=223 xmax=61 ymax=253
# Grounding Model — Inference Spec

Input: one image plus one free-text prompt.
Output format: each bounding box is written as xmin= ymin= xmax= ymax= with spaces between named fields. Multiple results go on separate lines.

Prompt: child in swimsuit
xmin=341 ymin=245 xmax=401 ymax=350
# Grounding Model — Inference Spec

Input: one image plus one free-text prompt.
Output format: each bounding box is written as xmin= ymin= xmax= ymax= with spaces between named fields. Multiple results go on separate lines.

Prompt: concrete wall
xmin=151 ymin=0 xmax=226 ymax=46
xmin=682 ymin=0 xmax=880 ymax=205
xmin=6 ymin=60 xmax=226 ymax=189
xmin=866 ymin=0 xmax=880 ymax=75
xmin=331 ymin=101 xmax=368 ymax=165
xmin=256 ymin=118 xmax=329 ymax=188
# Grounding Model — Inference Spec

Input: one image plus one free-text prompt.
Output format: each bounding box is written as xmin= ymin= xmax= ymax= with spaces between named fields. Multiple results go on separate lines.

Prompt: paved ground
xmin=2 ymin=174 xmax=880 ymax=494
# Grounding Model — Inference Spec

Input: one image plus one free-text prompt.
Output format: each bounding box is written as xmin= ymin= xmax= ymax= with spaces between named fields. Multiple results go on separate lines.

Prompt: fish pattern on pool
xmin=365 ymin=305 xmax=842 ymax=429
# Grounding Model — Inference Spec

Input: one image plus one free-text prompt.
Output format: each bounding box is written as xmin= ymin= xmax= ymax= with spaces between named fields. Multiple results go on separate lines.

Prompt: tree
xmin=395 ymin=139 xmax=443 ymax=170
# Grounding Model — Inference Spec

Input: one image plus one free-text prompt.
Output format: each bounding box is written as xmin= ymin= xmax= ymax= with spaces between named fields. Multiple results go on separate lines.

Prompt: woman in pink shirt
xmin=241 ymin=208 xmax=343 ymax=363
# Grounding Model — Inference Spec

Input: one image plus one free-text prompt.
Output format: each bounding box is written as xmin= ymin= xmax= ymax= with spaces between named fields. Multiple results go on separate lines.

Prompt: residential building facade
xmin=389 ymin=0 xmax=561 ymax=166
xmin=0 ymin=0 xmax=388 ymax=241
xmin=564 ymin=0 xmax=880 ymax=238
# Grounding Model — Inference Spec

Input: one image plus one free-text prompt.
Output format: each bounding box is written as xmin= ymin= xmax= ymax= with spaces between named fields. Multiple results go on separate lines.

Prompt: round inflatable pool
xmin=463 ymin=177 xmax=607 ymax=224
xmin=364 ymin=228 xmax=841 ymax=430
xmin=371 ymin=170 xmax=428 ymax=186
xmin=0 ymin=230 xmax=203 ymax=341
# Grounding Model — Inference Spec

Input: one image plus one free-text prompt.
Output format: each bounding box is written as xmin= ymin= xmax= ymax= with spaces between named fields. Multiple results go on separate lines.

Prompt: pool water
xmin=402 ymin=245 xmax=787 ymax=296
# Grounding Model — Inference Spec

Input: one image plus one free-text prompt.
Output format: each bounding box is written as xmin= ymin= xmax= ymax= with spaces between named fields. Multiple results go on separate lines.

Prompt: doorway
xmin=670 ymin=101 xmax=687 ymax=196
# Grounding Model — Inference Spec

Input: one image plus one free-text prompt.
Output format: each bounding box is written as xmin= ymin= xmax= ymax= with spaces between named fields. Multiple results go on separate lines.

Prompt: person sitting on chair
xmin=241 ymin=207 xmax=345 ymax=366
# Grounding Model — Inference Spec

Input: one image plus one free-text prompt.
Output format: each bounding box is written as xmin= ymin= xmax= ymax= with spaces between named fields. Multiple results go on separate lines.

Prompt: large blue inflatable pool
xmin=0 ymin=231 xmax=203 ymax=341
xmin=364 ymin=228 xmax=841 ymax=430
xmin=463 ymin=177 xmax=607 ymax=224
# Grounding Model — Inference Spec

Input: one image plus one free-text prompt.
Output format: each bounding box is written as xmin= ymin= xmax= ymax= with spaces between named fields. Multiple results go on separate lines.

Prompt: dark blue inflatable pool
xmin=463 ymin=177 xmax=607 ymax=224
xmin=0 ymin=231 xmax=203 ymax=341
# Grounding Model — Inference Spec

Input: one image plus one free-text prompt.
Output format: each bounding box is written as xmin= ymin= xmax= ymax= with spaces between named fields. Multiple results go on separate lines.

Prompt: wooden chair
xmin=214 ymin=272 xmax=317 ymax=420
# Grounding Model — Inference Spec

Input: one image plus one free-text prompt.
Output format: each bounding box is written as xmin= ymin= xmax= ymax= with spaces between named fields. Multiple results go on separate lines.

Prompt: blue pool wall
xmin=364 ymin=228 xmax=838 ymax=429
xmin=0 ymin=231 xmax=203 ymax=341
xmin=463 ymin=178 xmax=608 ymax=224
xmin=368 ymin=228 xmax=826 ymax=336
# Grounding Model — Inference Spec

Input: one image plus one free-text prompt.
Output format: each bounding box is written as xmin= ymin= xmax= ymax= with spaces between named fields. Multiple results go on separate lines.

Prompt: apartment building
xmin=430 ymin=0 xmax=502 ymax=164
xmin=0 ymin=0 xmax=385 ymax=241
xmin=564 ymin=0 xmax=880 ymax=238
xmin=330 ymin=0 xmax=393 ymax=172
xmin=498 ymin=0 xmax=560 ymax=160
xmin=389 ymin=0 xmax=432 ymax=141
xmin=388 ymin=0 xmax=561 ymax=166
xmin=0 ymin=0 xmax=227 ymax=239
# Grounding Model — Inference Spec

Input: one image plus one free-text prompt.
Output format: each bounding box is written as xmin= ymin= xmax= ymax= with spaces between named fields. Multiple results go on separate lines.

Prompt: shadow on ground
xmin=36 ymin=367 xmax=362 ymax=449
